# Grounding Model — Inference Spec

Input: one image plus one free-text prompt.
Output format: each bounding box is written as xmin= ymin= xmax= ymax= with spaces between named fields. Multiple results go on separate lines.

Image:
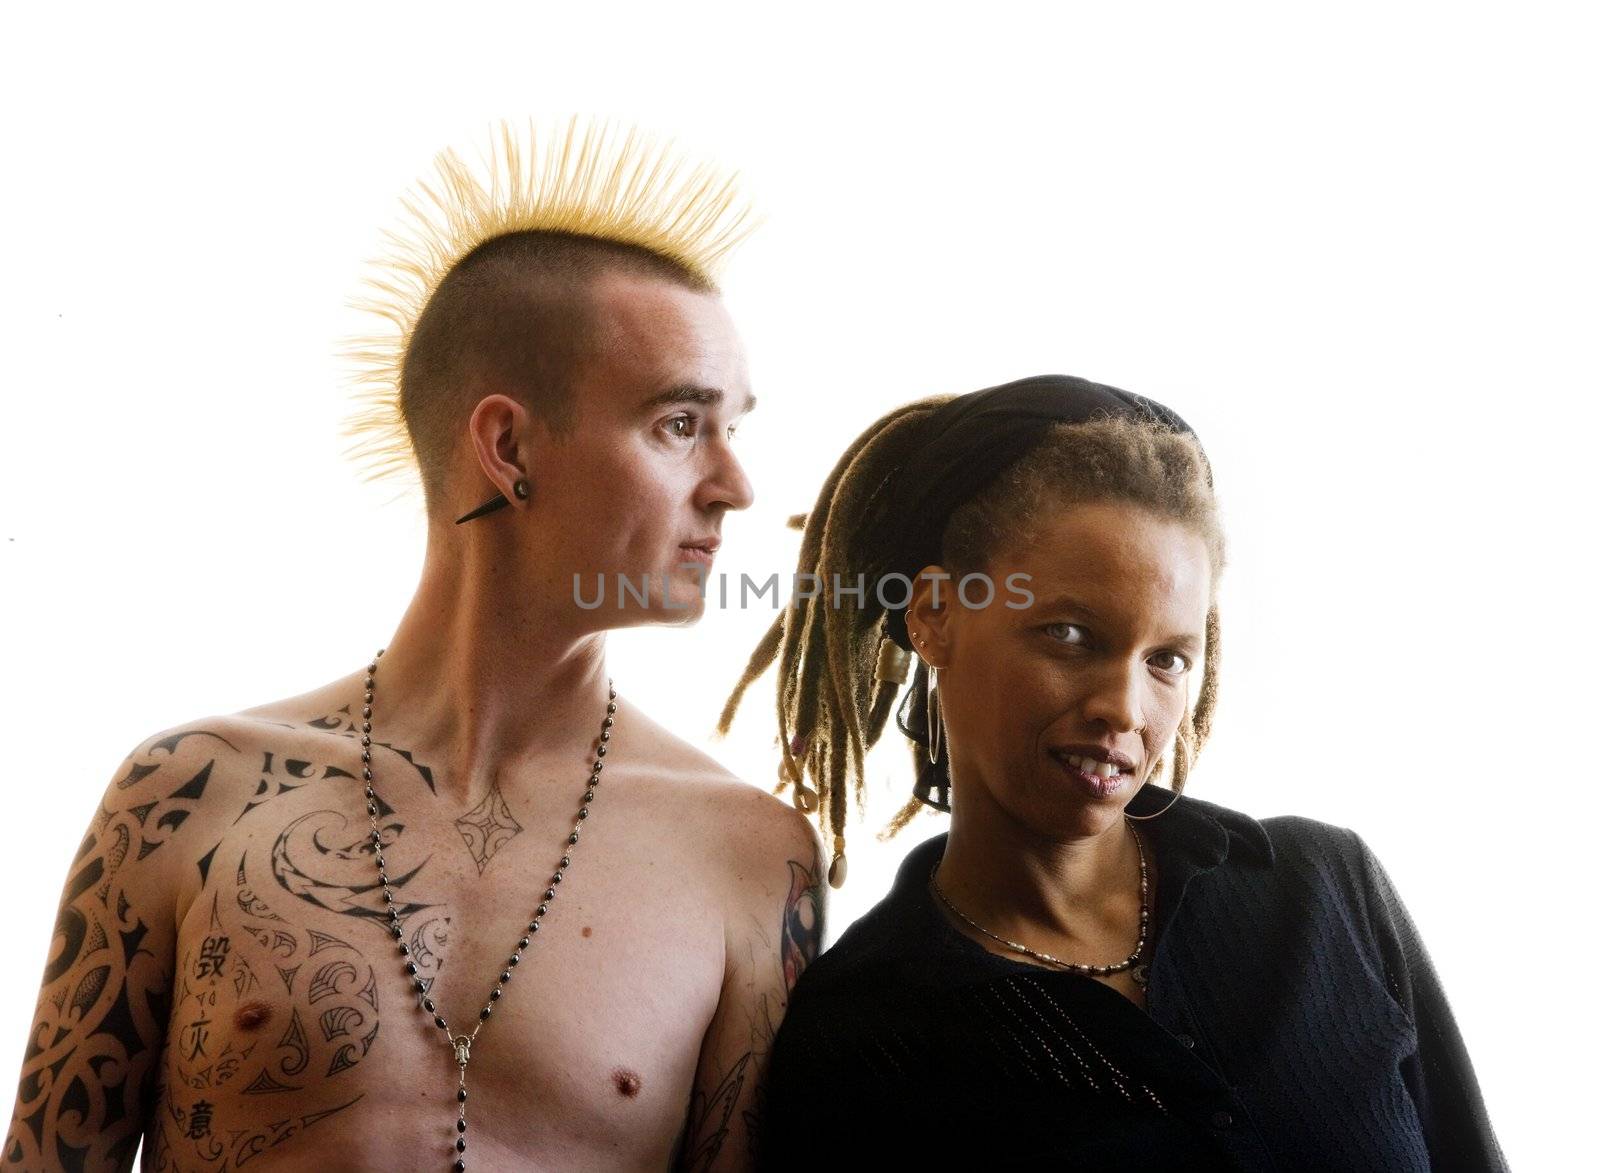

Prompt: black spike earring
xmin=454 ymin=479 xmax=530 ymax=526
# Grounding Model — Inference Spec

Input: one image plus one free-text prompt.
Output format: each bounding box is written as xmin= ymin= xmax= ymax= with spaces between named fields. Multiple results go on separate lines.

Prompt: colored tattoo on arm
xmin=676 ymin=854 xmax=825 ymax=1172
xmin=777 ymin=858 xmax=823 ymax=995
xmin=741 ymin=857 xmax=822 ymax=1163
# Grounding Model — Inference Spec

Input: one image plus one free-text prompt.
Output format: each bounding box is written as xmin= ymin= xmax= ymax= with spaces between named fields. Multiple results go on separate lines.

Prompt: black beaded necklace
xmin=358 ymin=649 xmax=616 ymax=1171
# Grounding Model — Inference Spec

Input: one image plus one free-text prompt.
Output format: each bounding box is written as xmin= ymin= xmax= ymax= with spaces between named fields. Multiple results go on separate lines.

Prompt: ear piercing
xmin=454 ymin=478 xmax=531 ymax=525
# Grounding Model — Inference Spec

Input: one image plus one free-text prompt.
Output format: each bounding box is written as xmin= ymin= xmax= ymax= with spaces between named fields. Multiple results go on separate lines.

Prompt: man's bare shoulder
xmin=613 ymin=700 xmax=821 ymax=888
xmin=234 ymin=667 xmax=369 ymax=735
xmin=116 ymin=672 xmax=364 ymax=801
xmin=103 ymin=714 xmax=284 ymax=827
xmin=96 ymin=675 xmax=371 ymax=884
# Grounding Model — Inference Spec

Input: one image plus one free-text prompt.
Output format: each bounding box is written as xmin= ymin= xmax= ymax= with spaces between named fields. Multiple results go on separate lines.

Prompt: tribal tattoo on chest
xmin=3 ymin=707 xmax=496 ymax=1171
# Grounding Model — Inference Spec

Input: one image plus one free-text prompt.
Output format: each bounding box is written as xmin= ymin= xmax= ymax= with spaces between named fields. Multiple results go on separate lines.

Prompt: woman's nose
xmin=1080 ymin=660 xmax=1145 ymax=734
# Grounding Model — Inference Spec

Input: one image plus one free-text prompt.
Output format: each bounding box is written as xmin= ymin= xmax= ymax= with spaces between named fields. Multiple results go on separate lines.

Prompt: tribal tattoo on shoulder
xmin=5 ymin=729 xmax=240 ymax=1170
xmin=305 ymin=705 xmax=436 ymax=796
xmin=5 ymin=717 xmax=449 ymax=1170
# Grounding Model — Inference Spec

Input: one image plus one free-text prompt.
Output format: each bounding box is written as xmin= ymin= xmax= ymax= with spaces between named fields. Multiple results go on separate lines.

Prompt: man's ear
xmin=466 ymin=394 xmax=534 ymax=500
xmin=904 ymin=564 xmax=956 ymax=669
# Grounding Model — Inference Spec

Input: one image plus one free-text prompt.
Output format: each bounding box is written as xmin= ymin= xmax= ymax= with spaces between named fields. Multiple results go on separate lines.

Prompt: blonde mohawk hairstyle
xmin=343 ymin=116 xmax=757 ymax=485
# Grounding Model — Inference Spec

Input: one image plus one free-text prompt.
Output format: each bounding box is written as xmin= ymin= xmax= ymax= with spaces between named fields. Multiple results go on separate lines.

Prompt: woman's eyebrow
xmin=1033 ymin=595 xmax=1204 ymax=650
xmin=1034 ymin=594 xmax=1103 ymax=620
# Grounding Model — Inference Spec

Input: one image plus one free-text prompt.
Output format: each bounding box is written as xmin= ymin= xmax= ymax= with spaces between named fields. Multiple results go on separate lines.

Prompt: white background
xmin=2 ymin=2 xmax=1594 ymax=1167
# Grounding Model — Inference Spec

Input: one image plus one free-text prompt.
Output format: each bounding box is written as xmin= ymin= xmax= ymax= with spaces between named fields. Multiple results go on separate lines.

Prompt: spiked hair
xmin=343 ymin=117 xmax=757 ymax=486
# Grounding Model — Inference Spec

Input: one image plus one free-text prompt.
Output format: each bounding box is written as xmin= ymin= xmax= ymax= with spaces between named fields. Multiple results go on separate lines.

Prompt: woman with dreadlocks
xmin=721 ymin=375 xmax=1505 ymax=1170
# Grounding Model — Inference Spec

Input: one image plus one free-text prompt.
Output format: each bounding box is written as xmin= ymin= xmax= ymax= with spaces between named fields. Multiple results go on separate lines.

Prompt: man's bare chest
xmin=155 ymin=749 xmax=724 ymax=1168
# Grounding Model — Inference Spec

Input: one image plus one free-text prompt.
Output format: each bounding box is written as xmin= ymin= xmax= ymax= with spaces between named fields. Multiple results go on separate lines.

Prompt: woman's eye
xmin=1044 ymin=622 xmax=1087 ymax=645
xmin=1150 ymin=651 xmax=1193 ymax=674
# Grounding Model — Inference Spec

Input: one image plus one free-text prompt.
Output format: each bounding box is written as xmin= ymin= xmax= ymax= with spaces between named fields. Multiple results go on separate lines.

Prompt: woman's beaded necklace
xmin=930 ymin=816 xmax=1152 ymax=988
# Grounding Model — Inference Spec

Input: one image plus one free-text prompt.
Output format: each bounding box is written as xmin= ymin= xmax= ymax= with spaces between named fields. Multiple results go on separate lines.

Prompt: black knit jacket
xmin=757 ymin=787 xmax=1507 ymax=1171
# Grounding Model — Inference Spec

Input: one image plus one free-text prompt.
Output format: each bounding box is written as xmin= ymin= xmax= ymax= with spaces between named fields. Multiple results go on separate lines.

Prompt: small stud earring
xmin=513 ymin=479 xmax=530 ymax=500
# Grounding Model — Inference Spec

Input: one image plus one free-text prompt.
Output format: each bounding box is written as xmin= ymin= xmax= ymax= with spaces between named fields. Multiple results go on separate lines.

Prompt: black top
xmin=758 ymin=787 xmax=1507 ymax=1171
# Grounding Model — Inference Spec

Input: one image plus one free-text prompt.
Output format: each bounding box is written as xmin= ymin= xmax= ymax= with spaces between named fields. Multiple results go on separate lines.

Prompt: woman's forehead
xmin=991 ymin=502 xmax=1213 ymax=623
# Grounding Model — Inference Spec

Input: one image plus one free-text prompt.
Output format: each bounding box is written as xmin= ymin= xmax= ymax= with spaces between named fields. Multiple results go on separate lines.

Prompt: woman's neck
xmin=936 ymin=792 xmax=1144 ymax=948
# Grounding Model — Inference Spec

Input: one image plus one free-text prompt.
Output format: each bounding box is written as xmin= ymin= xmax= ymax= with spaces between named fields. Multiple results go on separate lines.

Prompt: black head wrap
xmin=876 ymin=374 xmax=1206 ymax=810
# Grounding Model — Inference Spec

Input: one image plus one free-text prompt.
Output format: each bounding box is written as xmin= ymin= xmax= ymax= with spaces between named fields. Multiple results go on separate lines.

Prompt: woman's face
xmin=909 ymin=499 xmax=1214 ymax=841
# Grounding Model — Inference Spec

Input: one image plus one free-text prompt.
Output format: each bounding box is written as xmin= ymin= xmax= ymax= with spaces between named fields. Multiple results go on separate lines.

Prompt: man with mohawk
xmin=6 ymin=121 xmax=823 ymax=1172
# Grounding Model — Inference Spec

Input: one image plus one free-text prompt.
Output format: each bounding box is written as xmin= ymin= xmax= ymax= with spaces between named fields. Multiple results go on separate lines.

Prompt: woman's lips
xmin=1050 ymin=752 xmax=1131 ymax=799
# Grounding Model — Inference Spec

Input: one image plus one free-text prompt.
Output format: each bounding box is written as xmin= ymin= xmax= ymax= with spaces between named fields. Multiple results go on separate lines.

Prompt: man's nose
xmin=703 ymin=443 xmax=755 ymax=513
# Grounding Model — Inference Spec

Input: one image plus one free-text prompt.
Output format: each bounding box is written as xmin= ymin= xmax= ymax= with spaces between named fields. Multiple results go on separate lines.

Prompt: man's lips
xmin=678 ymin=539 xmax=720 ymax=565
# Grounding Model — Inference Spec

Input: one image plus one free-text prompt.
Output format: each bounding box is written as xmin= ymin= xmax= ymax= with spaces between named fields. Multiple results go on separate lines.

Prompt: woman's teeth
xmin=1062 ymin=753 xmax=1121 ymax=778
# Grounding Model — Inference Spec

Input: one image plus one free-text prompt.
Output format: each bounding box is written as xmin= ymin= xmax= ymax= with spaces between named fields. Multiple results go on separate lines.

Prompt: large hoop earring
xmin=926 ymin=666 xmax=942 ymax=764
xmin=1125 ymin=735 xmax=1189 ymax=821
xmin=1123 ymin=784 xmax=1182 ymax=821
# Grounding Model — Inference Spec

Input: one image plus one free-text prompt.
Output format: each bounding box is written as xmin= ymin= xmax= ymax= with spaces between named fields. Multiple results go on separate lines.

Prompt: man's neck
xmin=371 ymin=541 xmax=612 ymax=803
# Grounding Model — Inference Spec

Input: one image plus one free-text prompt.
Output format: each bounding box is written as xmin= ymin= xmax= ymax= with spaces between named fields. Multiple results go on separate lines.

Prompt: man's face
xmin=528 ymin=271 xmax=755 ymax=624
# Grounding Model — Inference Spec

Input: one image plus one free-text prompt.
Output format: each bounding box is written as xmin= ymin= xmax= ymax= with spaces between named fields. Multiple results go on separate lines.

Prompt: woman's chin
xmin=1013 ymin=791 xmax=1129 ymax=843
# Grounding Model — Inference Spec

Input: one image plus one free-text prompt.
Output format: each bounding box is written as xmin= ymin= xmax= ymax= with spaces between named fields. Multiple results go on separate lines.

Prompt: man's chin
xmin=658 ymin=593 xmax=707 ymax=625
xmin=659 ymin=563 xmax=711 ymax=623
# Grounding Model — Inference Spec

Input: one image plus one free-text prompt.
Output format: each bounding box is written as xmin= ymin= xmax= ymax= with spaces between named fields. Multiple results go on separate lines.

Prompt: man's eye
xmin=1150 ymin=651 xmax=1193 ymax=674
xmin=667 ymin=415 xmax=697 ymax=439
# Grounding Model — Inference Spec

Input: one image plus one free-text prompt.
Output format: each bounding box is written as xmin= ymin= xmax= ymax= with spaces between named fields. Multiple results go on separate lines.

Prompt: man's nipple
xmin=234 ymin=1001 xmax=274 ymax=1031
